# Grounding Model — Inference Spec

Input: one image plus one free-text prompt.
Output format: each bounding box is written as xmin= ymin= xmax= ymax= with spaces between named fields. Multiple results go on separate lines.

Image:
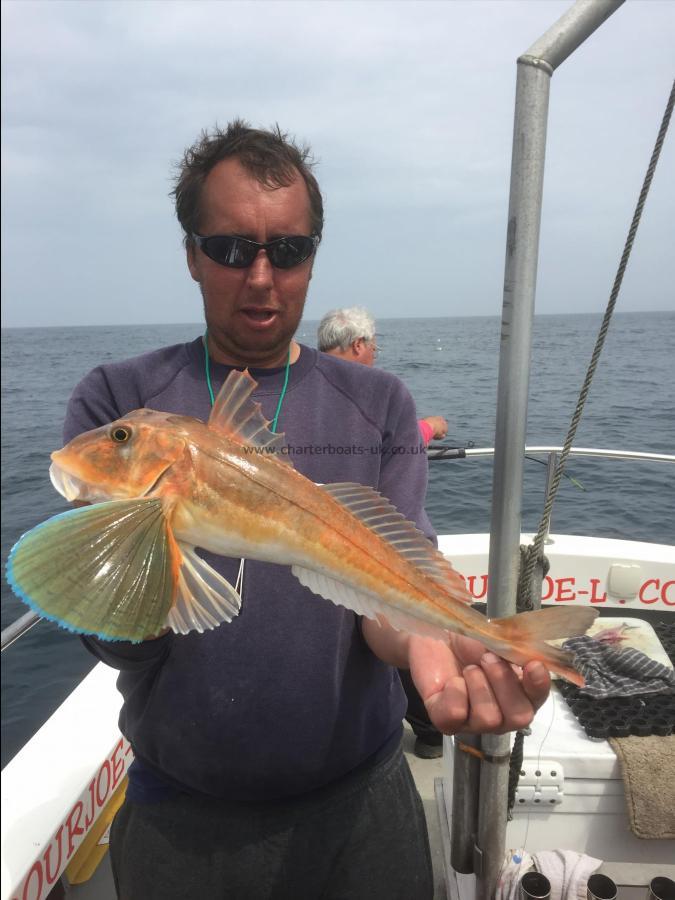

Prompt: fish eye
xmin=110 ymin=426 xmax=132 ymax=443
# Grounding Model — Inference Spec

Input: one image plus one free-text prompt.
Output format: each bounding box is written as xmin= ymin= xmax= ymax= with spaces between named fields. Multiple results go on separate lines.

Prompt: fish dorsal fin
xmin=208 ymin=369 xmax=291 ymax=464
xmin=319 ymin=482 xmax=470 ymax=601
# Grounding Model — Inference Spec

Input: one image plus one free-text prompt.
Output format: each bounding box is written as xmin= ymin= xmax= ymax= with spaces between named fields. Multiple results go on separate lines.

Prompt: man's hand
xmin=408 ymin=633 xmax=550 ymax=735
xmin=421 ymin=416 xmax=448 ymax=440
xmin=361 ymin=618 xmax=550 ymax=735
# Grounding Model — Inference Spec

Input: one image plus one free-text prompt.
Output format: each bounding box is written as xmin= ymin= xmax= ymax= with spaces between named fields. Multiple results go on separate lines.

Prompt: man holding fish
xmin=8 ymin=121 xmax=596 ymax=899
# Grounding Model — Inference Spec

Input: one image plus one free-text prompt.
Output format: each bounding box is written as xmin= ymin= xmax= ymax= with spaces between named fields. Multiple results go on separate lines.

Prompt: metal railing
xmin=1 ymin=610 xmax=42 ymax=652
xmin=428 ymin=445 xmax=674 ymax=464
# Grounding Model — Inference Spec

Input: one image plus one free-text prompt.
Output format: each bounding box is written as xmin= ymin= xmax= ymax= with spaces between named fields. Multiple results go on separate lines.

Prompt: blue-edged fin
xmin=207 ymin=369 xmax=291 ymax=463
xmin=6 ymin=500 xmax=243 ymax=643
xmin=167 ymin=543 xmax=241 ymax=635
xmin=6 ymin=499 xmax=178 ymax=642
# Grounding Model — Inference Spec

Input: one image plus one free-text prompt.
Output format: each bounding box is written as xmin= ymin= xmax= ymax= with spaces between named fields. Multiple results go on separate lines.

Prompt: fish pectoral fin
xmin=290 ymin=565 xmax=446 ymax=640
xmin=207 ymin=369 xmax=292 ymax=465
xmin=6 ymin=498 xmax=179 ymax=642
xmin=165 ymin=544 xmax=242 ymax=635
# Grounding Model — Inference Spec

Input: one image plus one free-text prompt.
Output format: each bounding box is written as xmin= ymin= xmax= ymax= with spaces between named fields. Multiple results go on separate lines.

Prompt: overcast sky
xmin=2 ymin=0 xmax=673 ymax=328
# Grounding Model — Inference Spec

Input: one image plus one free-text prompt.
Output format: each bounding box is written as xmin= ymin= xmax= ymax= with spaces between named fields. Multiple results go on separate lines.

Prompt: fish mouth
xmin=49 ymin=462 xmax=109 ymax=503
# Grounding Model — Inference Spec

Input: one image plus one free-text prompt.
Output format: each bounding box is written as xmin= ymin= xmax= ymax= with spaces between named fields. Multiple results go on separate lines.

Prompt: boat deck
xmin=402 ymin=724 xmax=449 ymax=900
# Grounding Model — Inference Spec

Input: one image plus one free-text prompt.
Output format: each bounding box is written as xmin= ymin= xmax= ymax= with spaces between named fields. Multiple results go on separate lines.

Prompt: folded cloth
xmin=496 ymin=850 xmax=534 ymax=900
xmin=532 ymin=849 xmax=602 ymax=900
xmin=563 ymin=635 xmax=675 ymax=698
xmin=609 ymin=734 xmax=675 ymax=839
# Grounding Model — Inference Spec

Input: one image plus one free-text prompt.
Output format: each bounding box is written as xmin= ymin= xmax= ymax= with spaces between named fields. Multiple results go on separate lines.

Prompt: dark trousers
xmin=109 ymin=742 xmax=433 ymax=900
xmin=398 ymin=669 xmax=443 ymax=746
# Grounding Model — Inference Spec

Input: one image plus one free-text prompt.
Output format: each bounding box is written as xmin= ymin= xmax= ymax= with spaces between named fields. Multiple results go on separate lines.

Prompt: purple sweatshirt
xmin=64 ymin=338 xmax=435 ymax=803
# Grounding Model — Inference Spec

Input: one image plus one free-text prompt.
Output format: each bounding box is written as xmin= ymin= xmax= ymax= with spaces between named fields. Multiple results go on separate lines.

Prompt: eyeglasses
xmin=192 ymin=233 xmax=319 ymax=270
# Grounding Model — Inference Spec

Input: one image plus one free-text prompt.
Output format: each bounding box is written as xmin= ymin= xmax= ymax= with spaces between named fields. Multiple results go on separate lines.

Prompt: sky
xmin=1 ymin=0 xmax=673 ymax=328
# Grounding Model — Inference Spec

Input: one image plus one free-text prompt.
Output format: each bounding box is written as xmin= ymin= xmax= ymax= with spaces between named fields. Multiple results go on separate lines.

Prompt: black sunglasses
xmin=192 ymin=233 xmax=319 ymax=270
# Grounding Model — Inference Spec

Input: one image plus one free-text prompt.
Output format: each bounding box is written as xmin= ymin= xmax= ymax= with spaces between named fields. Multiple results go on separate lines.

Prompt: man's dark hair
xmin=172 ymin=119 xmax=324 ymax=246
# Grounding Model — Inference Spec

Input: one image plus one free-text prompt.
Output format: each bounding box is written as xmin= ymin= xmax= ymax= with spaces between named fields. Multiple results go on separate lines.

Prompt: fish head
xmin=50 ymin=410 xmax=187 ymax=503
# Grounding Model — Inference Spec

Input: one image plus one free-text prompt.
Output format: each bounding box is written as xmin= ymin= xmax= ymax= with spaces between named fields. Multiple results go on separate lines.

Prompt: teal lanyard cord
xmin=202 ymin=331 xmax=291 ymax=431
xmin=272 ymin=350 xmax=291 ymax=431
xmin=203 ymin=333 xmax=216 ymax=407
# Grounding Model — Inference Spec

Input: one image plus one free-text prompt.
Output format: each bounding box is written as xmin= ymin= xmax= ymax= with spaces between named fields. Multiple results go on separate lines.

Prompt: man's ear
xmin=187 ymin=242 xmax=200 ymax=283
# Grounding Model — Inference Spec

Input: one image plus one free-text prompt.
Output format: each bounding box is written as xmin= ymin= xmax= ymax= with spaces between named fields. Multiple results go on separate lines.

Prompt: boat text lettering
xmin=11 ymin=737 xmax=132 ymax=900
xmin=462 ymin=574 xmax=674 ymax=608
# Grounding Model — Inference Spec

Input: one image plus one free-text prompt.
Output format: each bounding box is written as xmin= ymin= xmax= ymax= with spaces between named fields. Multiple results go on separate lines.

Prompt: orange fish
xmin=7 ymin=370 xmax=596 ymax=684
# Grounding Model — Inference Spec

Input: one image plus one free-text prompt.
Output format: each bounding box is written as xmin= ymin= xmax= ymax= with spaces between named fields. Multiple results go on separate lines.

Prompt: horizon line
xmin=1 ymin=309 xmax=669 ymax=331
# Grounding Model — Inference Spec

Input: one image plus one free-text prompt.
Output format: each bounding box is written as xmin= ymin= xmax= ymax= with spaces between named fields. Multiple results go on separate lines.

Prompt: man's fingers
xmin=424 ymin=675 xmax=470 ymax=734
xmin=434 ymin=661 xmax=537 ymax=735
xmin=407 ymin=633 xmax=551 ymax=737
xmin=425 ymin=666 xmax=501 ymax=735
xmin=421 ymin=655 xmax=548 ymax=736
xmin=461 ymin=665 xmax=505 ymax=732
xmin=448 ymin=632 xmax=489 ymax=667
xmin=478 ymin=653 xmax=536 ymax=732
xmin=408 ymin=636 xmax=477 ymax=734
xmin=520 ymin=660 xmax=551 ymax=712
xmin=449 ymin=634 xmax=551 ymax=719
xmin=408 ymin=635 xmax=461 ymax=701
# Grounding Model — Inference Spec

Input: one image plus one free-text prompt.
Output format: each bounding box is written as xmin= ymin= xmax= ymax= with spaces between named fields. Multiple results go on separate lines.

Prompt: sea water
xmin=1 ymin=312 xmax=673 ymax=765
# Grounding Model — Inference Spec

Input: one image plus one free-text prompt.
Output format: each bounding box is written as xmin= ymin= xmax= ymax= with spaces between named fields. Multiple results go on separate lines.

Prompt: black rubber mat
xmin=557 ymin=620 xmax=675 ymax=739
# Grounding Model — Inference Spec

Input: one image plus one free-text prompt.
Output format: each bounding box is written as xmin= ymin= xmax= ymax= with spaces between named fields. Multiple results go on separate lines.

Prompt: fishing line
xmin=235 ymin=558 xmax=245 ymax=596
xmin=509 ymin=689 xmax=558 ymax=881
xmin=202 ymin=329 xmax=292 ymax=602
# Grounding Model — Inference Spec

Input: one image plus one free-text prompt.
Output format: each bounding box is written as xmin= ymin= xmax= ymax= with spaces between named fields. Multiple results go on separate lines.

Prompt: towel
xmin=563 ymin=635 xmax=675 ymax=699
xmin=609 ymin=734 xmax=675 ymax=839
xmin=496 ymin=850 xmax=534 ymax=900
xmin=532 ymin=849 xmax=602 ymax=900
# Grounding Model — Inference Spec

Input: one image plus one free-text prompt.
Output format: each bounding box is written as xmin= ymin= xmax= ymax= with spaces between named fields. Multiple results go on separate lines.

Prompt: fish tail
xmin=488 ymin=605 xmax=598 ymax=687
xmin=506 ymin=640 xmax=587 ymax=687
xmin=491 ymin=605 xmax=598 ymax=641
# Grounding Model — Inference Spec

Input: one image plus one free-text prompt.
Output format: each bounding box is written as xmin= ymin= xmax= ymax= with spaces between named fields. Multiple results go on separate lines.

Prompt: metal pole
xmin=1 ymin=610 xmax=41 ymax=652
xmin=449 ymin=734 xmax=481 ymax=873
xmin=486 ymin=45 xmax=553 ymax=624
xmin=468 ymin=2 xmax=625 ymax=897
